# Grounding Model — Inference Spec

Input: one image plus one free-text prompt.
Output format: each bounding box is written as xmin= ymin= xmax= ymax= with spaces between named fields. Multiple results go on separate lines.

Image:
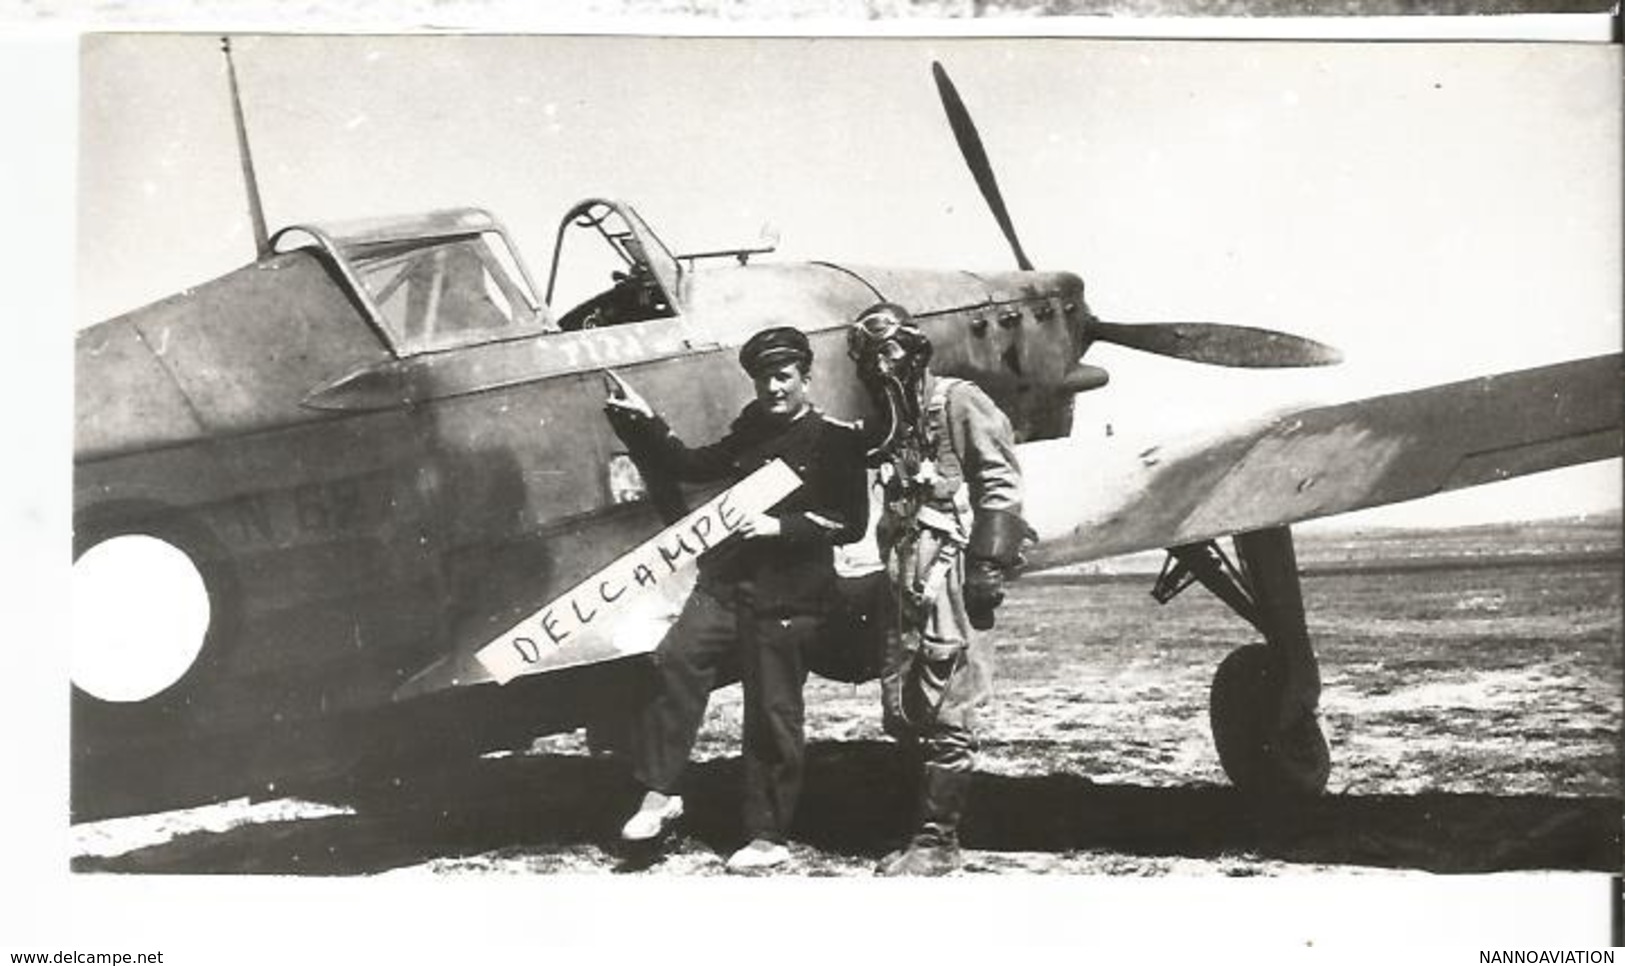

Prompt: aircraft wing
xmin=1022 ymin=353 xmax=1622 ymax=570
xmin=392 ymin=355 xmax=1616 ymax=700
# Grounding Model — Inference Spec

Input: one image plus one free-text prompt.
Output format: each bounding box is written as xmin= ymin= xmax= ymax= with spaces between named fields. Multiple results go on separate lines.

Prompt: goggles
xmin=847 ymin=304 xmax=931 ymax=372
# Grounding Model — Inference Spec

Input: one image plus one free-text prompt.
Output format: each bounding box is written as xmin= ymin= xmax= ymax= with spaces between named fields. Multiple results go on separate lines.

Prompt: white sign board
xmin=474 ymin=458 xmax=802 ymax=684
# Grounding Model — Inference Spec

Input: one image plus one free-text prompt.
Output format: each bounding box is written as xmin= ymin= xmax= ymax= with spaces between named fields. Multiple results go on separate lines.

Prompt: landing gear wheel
xmin=1209 ymin=644 xmax=1330 ymax=798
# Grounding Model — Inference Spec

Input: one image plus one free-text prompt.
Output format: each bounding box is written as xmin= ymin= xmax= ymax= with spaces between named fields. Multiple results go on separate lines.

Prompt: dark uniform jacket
xmin=612 ymin=401 xmax=869 ymax=617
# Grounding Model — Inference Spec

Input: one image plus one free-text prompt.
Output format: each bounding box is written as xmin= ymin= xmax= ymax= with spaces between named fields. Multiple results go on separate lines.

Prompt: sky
xmin=76 ymin=34 xmax=1622 ymax=527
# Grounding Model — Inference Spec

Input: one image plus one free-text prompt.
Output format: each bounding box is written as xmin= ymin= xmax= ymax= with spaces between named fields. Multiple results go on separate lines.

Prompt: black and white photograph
xmin=7 ymin=25 xmax=1623 ymax=957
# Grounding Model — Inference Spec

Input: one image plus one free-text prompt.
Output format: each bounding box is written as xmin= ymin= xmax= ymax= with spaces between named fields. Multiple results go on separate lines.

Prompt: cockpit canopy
xmin=545 ymin=199 xmax=682 ymax=332
xmin=275 ymin=199 xmax=775 ymax=355
xmin=272 ymin=208 xmax=551 ymax=357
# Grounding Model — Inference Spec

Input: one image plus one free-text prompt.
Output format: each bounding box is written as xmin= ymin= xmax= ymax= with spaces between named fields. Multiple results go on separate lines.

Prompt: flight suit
xmin=876 ymin=374 xmax=1024 ymax=872
xmin=608 ymin=400 xmax=868 ymax=843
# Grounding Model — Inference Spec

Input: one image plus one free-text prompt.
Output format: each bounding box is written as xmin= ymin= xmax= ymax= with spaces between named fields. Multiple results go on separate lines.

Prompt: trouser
xmin=629 ymin=584 xmax=815 ymax=842
xmin=880 ymin=526 xmax=995 ymax=776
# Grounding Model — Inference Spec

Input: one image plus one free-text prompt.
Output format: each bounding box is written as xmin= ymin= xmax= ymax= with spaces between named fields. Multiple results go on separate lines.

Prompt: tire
xmin=1209 ymin=643 xmax=1330 ymax=798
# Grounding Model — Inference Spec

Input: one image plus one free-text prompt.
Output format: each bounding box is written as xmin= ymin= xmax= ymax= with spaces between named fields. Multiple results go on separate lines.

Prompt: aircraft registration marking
xmin=548 ymin=325 xmax=689 ymax=371
xmin=474 ymin=458 xmax=802 ymax=684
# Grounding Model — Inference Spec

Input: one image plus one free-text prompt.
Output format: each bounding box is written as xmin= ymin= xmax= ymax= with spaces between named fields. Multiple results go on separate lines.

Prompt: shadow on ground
xmin=73 ymin=740 xmax=1620 ymax=875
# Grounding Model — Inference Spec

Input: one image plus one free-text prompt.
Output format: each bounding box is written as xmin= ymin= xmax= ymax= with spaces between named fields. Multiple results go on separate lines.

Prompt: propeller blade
xmin=1091 ymin=321 xmax=1343 ymax=368
xmin=933 ymin=61 xmax=1034 ymax=272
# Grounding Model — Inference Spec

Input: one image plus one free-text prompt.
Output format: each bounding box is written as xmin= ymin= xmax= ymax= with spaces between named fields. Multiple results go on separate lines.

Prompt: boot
xmin=875 ymin=826 xmax=960 ymax=876
xmin=876 ymin=764 xmax=970 ymax=876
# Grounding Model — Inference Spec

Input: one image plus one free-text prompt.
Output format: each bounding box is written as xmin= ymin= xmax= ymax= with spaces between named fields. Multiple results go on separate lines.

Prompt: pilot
xmin=602 ymin=325 xmax=868 ymax=873
xmin=845 ymin=301 xmax=1027 ymax=876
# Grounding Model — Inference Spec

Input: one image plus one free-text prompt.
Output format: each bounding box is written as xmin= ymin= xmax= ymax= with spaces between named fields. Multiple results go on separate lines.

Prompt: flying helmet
xmin=846 ymin=302 xmax=932 ymax=384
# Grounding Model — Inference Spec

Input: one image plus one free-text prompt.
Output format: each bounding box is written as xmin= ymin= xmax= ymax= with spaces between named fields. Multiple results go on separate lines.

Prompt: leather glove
xmin=964 ymin=559 xmax=1005 ymax=630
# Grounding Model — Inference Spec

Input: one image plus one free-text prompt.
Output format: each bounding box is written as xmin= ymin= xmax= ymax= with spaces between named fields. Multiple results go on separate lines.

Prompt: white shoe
xmin=620 ymin=790 xmax=684 ymax=842
xmin=725 ymin=838 xmax=791 ymax=873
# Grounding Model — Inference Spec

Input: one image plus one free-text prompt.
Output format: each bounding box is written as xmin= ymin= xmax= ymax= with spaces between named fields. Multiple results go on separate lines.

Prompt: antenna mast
xmin=221 ymin=37 xmax=271 ymax=259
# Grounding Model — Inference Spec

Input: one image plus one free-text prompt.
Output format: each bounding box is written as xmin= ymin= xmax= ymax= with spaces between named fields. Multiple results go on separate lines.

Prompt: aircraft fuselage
xmin=71 ymin=208 xmax=1095 ymax=817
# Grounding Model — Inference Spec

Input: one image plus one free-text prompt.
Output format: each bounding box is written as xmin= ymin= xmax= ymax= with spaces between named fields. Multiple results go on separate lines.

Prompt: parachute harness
xmin=850 ymin=304 xmax=980 ymax=732
xmin=849 ymin=302 xmax=971 ymax=626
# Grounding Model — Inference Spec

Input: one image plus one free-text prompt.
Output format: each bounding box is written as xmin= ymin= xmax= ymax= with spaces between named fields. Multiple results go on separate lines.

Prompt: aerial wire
xmin=222 ymin=36 xmax=271 ymax=260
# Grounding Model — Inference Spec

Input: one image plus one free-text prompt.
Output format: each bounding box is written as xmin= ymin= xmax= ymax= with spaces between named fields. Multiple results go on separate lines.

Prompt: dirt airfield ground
xmin=71 ymin=520 xmax=1621 ymax=878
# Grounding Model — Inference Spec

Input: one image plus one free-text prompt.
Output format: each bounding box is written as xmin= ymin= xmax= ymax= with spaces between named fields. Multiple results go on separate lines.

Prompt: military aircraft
xmin=71 ymin=37 xmax=1622 ymax=820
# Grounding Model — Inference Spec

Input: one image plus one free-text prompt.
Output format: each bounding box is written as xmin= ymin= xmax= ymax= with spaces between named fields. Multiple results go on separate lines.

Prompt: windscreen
xmin=352 ymin=232 xmax=546 ymax=355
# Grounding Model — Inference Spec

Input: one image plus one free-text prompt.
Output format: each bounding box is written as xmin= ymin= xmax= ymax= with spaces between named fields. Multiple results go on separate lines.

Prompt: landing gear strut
xmin=1154 ymin=526 xmax=1330 ymax=797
